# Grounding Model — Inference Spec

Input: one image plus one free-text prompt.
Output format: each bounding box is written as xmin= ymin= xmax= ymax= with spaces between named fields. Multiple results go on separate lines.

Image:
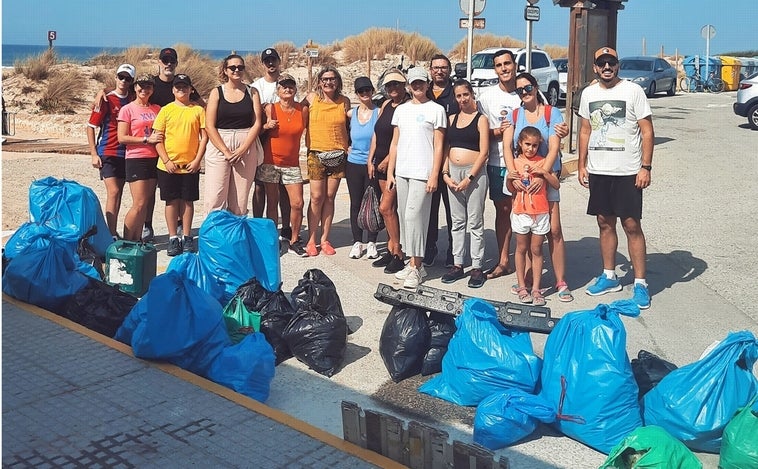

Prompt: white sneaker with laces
xmin=403 ymin=267 xmax=424 ymax=289
xmin=349 ymin=242 xmax=364 ymax=259
xmin=395 ymin=264 xmax=427 ymax=280
xmin=366 ymin=242 xmax=379 ymax=259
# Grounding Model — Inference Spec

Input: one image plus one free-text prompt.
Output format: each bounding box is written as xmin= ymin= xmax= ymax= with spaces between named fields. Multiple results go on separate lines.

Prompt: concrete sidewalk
xmin=1 ymin=298 xmax=400 ymax=469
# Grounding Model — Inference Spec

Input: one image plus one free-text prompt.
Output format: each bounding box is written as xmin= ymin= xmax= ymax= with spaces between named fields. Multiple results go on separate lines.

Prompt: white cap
xmin=116 ymin=63 xmax=136 ymax=78
xmin=406 ymin=67 xmax=429 ymax=84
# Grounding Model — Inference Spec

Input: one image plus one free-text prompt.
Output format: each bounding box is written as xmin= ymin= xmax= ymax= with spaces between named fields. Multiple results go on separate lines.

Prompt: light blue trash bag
xmin=643 ymin=330 xmax=758 ymax=453
xmin=474 ymin=388 xmax=556 ymax=450
xmin=539 ymin=299 xmax=642 ymax=454
xmin=418 ymin=298 xmax=542 ymax=406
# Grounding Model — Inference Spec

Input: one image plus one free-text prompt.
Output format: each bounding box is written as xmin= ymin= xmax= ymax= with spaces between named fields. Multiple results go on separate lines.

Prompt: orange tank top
xmin=306 ymin=95 xmax=348 ymax=152
xmin=264 ymin=102 xmax=305 ymax=167
xmin=512 ymin=155 xmax=550 ymax=215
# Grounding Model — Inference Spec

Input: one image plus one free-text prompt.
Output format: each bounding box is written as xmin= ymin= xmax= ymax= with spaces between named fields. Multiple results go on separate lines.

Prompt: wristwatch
xmin=143 ymin=136 xmax=148 ymax=144
xmin=641 ymin=165 xmax=652 ymax=171
xmin=467 ymin=174 xmax=475 ymax=181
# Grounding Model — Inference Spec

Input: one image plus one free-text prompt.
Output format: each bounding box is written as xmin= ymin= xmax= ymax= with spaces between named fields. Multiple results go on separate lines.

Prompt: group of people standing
xmin=87 ymin=44 xmax=654 ymax=309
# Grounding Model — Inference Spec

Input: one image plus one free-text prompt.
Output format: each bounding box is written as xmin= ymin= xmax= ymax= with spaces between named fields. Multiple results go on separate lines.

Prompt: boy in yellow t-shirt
xmin=153 ymin=74 xmax=208 ymax=256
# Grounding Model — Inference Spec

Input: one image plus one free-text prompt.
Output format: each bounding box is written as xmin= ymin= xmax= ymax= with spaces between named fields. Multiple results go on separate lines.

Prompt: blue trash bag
xmin=167 ymin=252 xmax=226 ymax=302
xmin=28 ymin=177 xmax=112 ymax=258
xmin=643 ymin=330 xmax=758 ymax=453
xmin=3 ymin=222 xmax=100 ymax=280
xmin=207 ymin=332 xmax=276 ymax=403
xmin=115 ymin=271 xmax=232 ymax=377
xmin=2 ymin=233 xmax=91 ymax=313
xmin=198 ymin=211 xmax=281 ymax=302
xmin=474 ymin=388 xmax=556 ymax=450
xmin=418 ymin=298 xmax=542 ymax=406
xmin=540 ymin=300 xmax=642 ymax=454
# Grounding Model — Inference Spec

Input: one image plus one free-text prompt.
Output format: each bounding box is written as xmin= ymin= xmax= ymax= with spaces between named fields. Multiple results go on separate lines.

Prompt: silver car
xmin=554 ymin=58 xmax=568 ymax=102
xmin=619 ymin=56 xmax=678 ymax=97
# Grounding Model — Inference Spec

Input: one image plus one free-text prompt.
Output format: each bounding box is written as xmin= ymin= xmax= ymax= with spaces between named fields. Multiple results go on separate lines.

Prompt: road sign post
xmin=524 ymin=1 xmax=539 ymax=72
xmin=701 ymin=24 xmax=716 ymax=82
xmin=459 ymin=0 xmax=486 ymax=81
xmin=47 ymin=30 xmax=56 ymax=49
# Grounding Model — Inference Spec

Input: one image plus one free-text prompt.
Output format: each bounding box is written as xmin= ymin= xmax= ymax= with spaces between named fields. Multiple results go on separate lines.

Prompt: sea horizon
xmin=2 ymin=44 xmax=261 ymax=67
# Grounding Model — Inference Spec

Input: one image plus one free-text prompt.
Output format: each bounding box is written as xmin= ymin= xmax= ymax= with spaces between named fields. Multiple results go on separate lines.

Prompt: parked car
xmin=456 ymin=47 xmax=561 ymax=105
xmin=618 ymin=56 xmax=677 ymax=97
xmin=553 ymin=58 xmax=568 ymax=102
xmin=734 ymin=71 xmax=758 ymax=130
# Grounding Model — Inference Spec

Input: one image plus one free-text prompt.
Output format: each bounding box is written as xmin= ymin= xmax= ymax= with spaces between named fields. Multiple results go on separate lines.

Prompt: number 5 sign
xmin=48 ymin=31 xmax=57 ymax=41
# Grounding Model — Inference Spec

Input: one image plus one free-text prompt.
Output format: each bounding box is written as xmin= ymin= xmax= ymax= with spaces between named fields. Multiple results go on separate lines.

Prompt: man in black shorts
xmin=577 ymin=46 xmax=655 ymax=309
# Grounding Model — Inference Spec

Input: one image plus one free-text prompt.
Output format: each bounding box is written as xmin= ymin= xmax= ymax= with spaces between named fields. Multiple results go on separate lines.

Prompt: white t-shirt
xmin=251 ymin=77 xmax=278 ymax=104
xmin=391 ymin=100 xmax=447 ymax=180
xmin=477 ymin=85 xmax=522 ymax=167
xmin=578 ymin=79 xmax=652 ymax=176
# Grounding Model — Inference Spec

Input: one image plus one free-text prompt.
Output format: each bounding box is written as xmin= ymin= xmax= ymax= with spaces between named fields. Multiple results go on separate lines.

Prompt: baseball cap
xmin=277 ymin=73 xmax=296 ymax=86
xmin=134 ymin=73 xmax=154 ymax=85
xmin=116 ymin=63 xmax=135 ymax=78
xmin=261 ymin=48 xmax=280 ymax=62
xmin=159 ymin=47 xmax=178 ymax=62
xmin=354 ymin=76 xmax=373 ymax=91
xmin=381 ymin=69 xmax=406 ymax=86
xmin=594 ymin=47 xmax=618 ymax=61
xmin=173 ymin=74 xmax=192 ymax=86
xmin=406 ymin=67 xmax=429 ymax=84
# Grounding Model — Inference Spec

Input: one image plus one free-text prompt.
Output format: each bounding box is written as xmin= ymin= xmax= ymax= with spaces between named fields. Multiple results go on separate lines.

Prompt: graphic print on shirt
xmin=588 ymin=100 xmax=625 ymax=151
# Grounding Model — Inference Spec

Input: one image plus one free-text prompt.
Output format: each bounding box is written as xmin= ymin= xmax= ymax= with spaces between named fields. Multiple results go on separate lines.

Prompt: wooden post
xmin=306 ymin=39 xmax=313 ymax=91
xmin=367 ymin=48 xmax=371 ymax=79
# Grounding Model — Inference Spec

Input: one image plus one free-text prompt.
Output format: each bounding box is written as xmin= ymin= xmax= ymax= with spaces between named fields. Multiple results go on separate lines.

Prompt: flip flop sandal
xmin=516 ymin=287 xmax=533 ymax=304
xmin=556 ymin=282 xmax=574 ymax=302
xmin=486 ymin=264 xmax=514 ymax=280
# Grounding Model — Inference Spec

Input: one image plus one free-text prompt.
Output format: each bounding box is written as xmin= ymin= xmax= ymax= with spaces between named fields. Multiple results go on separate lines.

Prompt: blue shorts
xmin=99 ymin=155 xmax=125 ymax=180
xmin=487 ymin=165 xmax=511 ymax=201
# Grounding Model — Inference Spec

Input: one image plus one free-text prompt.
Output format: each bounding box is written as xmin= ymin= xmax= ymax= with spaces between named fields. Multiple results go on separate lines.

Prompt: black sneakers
xmin=372 ymin=251 xmax=393 ymax=268
xmin=289 ymin=240 xmax=308 ymax=257
xmin=384 ymin=254 xmax=405 ymax=274
xmin=468 ymin=268 xmax=485 ymax=288
xmin=182 ymin=236 xmax=195 ymax=253
xmin=441 ymin=266 xmax=465 ymax=284
xmin=167 ymin=237 xmax=182 ymax=256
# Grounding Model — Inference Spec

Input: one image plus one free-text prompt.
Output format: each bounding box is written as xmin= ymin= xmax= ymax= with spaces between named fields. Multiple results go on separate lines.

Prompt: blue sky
xmin=2 ymin=0 xmax=755 ymax=57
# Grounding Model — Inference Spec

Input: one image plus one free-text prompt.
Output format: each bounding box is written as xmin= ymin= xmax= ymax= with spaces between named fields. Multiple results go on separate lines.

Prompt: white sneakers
xmin=349 ymin=242 xmax=364 ymax=259
xmin=401 ymin=266 xmax=426 ymax=289
xmin=366 ymin=242 xmax=378 ymax=259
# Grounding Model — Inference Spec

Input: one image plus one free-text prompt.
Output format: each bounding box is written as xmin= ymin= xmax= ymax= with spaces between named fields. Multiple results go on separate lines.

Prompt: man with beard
xmin=578 ymin=46 xmax=655 ymax=310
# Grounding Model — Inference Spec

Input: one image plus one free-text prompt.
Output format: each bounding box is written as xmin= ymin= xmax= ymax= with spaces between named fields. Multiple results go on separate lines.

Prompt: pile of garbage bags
xmin=379 ymin=297 xmax=758 ymax=465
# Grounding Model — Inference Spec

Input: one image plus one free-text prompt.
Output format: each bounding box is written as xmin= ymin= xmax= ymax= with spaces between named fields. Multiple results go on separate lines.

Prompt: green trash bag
xmin=719 ymin=396 xmax=758 ymax=469
xmin=223 ymin=296 xmax=261 ymax=344
xmin=600 ymin=425 xmax=702 ymax=469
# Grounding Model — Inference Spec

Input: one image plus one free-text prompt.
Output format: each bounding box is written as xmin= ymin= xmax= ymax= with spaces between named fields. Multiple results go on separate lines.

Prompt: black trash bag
xmin=282 ymin=269 xmax=347 ymax=376
xmin=631 ymin=349 xmax=678 ymax=398
xmin=379 ymin=306 xmax=431 ymax=382
xmin=61 ymin=277 xmax=137 ymax=337
xmin=77 ymin=225 xmax=104 ymax=280
xmin=235 ymin=277 xmax=269 ymax=311
xmin=421 ymin=311 xmax=457 ymax=376
xmin=258 ymin=289 xmax=296 ymax=365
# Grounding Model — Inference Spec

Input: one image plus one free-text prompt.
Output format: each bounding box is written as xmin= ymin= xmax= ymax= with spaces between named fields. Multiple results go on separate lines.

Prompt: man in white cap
xmin=578 ymin=46 xmax=655 ymax=309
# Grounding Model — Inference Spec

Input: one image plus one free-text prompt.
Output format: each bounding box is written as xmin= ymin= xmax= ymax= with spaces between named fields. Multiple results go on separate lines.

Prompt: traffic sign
xmin=459 ymin=18 xmax=486 ymax=29
xmin=305 ymin=48 xmax=319 ymax=58
xmin=525 ymin=5 xmax=540 ymax=21
xmin=48 ymin=30 xmax=57 ymax=41
xmin=701 ymin=24 xmax=716 ymax=39
xmin=459 ymin=0 xmax=485 ymax=16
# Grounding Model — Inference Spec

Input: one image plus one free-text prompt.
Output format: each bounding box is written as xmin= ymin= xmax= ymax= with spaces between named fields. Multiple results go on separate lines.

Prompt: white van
xmin=457 ymin=47 xmax=561 ymax=105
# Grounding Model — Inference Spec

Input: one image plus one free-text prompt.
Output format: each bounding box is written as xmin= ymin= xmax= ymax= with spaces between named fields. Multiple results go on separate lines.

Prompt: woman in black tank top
xmin=204 ymin=54 xmax=263 ymax=216
xmin=367 ymin=70 xmax=409 ymax=273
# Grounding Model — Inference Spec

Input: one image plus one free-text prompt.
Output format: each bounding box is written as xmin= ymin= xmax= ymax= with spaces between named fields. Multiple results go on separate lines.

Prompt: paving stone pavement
xmin=1 ymin=299 xmax=396 ymax=469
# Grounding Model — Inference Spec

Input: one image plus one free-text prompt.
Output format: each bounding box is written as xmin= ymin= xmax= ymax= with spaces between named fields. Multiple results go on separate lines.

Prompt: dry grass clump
xmin=542 ymin=44 xmax=569 ymax=60
xmin=399 ymin=33 xmax=441 ymax=63
xmin=37 ymin=69 xmax=85 ymax=114
xmin=123 ymin=45 xmax=152 ymax=68
xmin=15 ymin=49 xmax=57 ymax=81
xmin=449 ymin=34 xmax=524 ymax=62
xmin=172 ymin=45 xmax=218 ymax=99
xmin=91 ymin=68 xmax=109 ymax=84
xmin=341 ymin=27 xmax=405 ymax=62
xmin=273 ymin=41 xmax=298 ymax=69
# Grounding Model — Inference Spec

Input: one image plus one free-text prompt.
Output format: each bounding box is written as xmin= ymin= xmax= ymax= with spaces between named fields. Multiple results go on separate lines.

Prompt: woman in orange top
xmin=260 ymin=74 xmax=309 ymax=256
xmin=302 ymin=66 xmax=351 ymax=256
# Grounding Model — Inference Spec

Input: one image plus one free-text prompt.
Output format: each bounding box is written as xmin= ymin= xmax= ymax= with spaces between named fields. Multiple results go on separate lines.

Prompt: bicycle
xmin=679 ymin=70 xmax=725 ymax=93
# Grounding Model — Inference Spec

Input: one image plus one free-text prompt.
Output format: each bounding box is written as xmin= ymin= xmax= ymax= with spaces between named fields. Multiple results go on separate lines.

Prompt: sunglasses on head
xmin=516 ymin=84 xmax=535 ymax=95
xmin=161 ymin=58 xmax=177 ymax=65
xmin=117 ymin=74 xmax=134 ymax=82
xmin=595 ymin=58 xmax=618 ymax=67
xmin=226 ymin=65 xmax=245 ymax=72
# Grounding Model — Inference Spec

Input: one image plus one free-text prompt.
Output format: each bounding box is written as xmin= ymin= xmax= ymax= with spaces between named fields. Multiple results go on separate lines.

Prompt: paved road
xmin=3 ymin=90 xmax=756 ymax=468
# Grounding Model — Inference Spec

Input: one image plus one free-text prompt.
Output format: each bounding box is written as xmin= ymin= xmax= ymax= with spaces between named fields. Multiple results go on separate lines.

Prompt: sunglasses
xmin=278 ymin=82 xmax=296 ymax=89
xmin=357 ymin=87 xmax=373 ymax=95
xmin=117 ymin=74 xmax=134 ymax=82
xmin=516 ymin=84 xmax=535 ymax=95
xmin=595 ymin=58 xmax=619 ymax=67
xmin=385 ymin=81 xmax=404 ymax=88
xmin=431 ymin=66 xmax=449 ymax=71
xmin=226 ymin=65 xmax=245 ymax=72
xmin=320 ymin=76 xmax=337 ymax=82
xmin=161 ymin=59 xmax=177 ymax=65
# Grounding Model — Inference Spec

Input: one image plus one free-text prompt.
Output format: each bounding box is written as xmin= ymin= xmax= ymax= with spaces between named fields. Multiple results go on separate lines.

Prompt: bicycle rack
xmin=374 ymin=283 xmax=559 ymax=334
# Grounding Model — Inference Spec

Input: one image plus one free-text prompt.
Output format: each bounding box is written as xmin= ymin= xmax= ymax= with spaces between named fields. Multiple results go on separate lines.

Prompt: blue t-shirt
xmin=347 ymin=107 xmax=379 ymax=165
xmin=512 ymin=105 xmax=564 ymax=173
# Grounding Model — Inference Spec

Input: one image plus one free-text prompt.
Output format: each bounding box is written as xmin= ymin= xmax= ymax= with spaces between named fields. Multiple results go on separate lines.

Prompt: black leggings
xmin=345 ymin=161 xmax=379 ymax=243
